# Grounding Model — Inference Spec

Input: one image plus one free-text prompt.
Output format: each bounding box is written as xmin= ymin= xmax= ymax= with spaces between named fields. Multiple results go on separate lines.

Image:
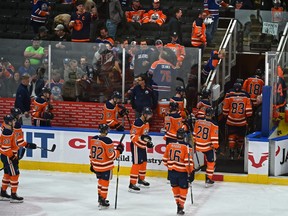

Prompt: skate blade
xmin=205 ymin=183 xmax=214 ymax=188
xmin=98 ymin=205 xmax=109 ymax=210
xmin=137 ymin=184 xmax=150 ymax=188
xmin=128 ymin=188 xmax=140 ymax=193
xmin=0 ymin=197 xmax=10 ymax=201
xmin=10 ymin=199 xmax=24 ymax=203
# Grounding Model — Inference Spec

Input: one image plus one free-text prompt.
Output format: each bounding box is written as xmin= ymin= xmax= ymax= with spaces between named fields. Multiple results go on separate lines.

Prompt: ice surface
xmin=1 ymin=170 xmax=288 ymax=216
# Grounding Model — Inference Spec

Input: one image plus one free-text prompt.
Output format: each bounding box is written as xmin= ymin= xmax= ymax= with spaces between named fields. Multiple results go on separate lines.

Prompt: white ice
xmin=1 ymin=170 xmax=288 ymax=216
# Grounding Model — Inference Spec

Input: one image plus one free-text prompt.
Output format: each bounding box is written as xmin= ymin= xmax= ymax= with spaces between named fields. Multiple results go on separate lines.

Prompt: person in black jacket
xmin=14 ymin=73 xmax=31 ymax=125
xmin=30 ymin=67 xmax=46 ymax=97
xmin=129 ymin=74 xmax=157 ymax=118
xmin=168 ymin=8 xmax=183 ymax=44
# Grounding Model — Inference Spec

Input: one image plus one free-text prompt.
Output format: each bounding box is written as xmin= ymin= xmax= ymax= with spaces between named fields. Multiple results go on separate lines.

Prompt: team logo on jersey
xmin=74 ymin=20 xmax=83 ymax=31
xmin=248 ymin=152 xmax=269 ymax=168
xmin=41 ymin=3 xmax=48 ymax=11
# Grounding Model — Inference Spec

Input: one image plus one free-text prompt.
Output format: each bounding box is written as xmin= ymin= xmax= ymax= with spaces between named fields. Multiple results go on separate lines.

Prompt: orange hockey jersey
xmin=242 ymin=76 xmax=264 ymax=106
xmin=0 ymin=128 xmax=18 ymax=158
xmin=32 ymin=97 xmax=48 ymax=120
xmin=130 ymin=118 xmax=150 ymax=149
xmin=125 ymin=7 xmax=145 ymax=23
xmin=142 ymin=8 xmax=167 ymax=26
xmin=193 ymin=118 xmax=218 ymax=152
xmin=191 ymin=18 xmax=206 ymax=47
xmin=101 ymin=101 xmax=121 ymax=128
xmin=195 ymin=99 xmax=211 ymax=119
xmin=90 ymin=135 xmax=120 ymax=172
xmin=162 ymin=140 xmax=194 ymax=173
xmin=164 ymin=43 xmax=186 ymax=63
xmin=222 ymin=92 xmax=253 ymax=126
xmin=164 ymin=112 xmax=184 ymax=141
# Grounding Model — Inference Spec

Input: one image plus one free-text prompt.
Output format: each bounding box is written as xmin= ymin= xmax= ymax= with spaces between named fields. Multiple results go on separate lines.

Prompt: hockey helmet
xmin=99 ymin=124 xmax=109 ymax=134
xmin=255 ymin=69 xmax=263 ymax=76
xmin=176 ymin=86 xmax=185 ymax=92
xmin=169 ymin=101 xmax=179 ymax=112
xmin=111 ymin=91 xmax=122 ymax=99
xmin=176 ymin=128 xmax=186 ymax=140
xmin=233 ymin=82 xmax=242 ymax=92
xmin=205 ymin=107 xmax=214 ymax=117
xmin=201 ymin=89 xmax=211 ymax=98
xmin=10 ymin=108 xmax=22 ymax=118
xmin=4 ymin=115 xmax=14 ymax=124
xmin=142 ymin=107 xmax=153 ymax=115
xmin=42 ymin=87 xmax=51 ymax=95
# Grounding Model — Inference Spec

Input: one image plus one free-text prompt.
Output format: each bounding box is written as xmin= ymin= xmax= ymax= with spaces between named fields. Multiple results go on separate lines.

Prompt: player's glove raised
xmin=116 ymin=143 xmax=124 ymax=154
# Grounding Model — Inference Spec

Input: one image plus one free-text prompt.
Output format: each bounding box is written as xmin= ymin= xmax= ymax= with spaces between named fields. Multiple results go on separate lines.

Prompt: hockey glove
xmin=119 ymin=108 xmax=129 ymax=117
xmin=26 ymin=143 xmax=37 ymax=149
xmin=188 ymin=171 xmax=195 ymax=183
xmin=9 ymin=153 xmax=18 ymax=161
xmin=141 ymin=135 xmax=152 ymax=142
xmin=90 ymin=164 xmax=96 ymax=174
xmin=147 ymin=141 xmax=154 ymax=148
xmin=115 ymin=124 xmax=125 ymax=131
xmin=116 ymin=143 xmax=125 ymax=154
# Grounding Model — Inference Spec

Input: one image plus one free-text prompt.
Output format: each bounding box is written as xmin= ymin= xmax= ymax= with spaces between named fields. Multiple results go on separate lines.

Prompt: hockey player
xmin=195 ymin=89 xmax=212 ymax=119
xmin=162 ymin=128 xmax=194 ymax=215
xmin=193 ymin=107 xmax=218 ymax=187
xmin=90 ymin=124 xmax=124 ymax=209
xmin=129 ymin=107 xmax=154 ymax=192
xmin=101 ymin=91 xmax=128 ymax=131
xmin=31 ymin=87 xmax=54 ymax=126
xmin=223 ymin=83 xmax=252 ymax=159
xmin=201 ymin=49 xmax=225 ymax=85
xmin=170 ymin=86 xmax=186 ymax=118
xmin=242 ymin=69 xmax=265 ymax=108
xmin=163 ymin=102 xmax=185 ymax=145
xmin=0 ymin=115 xmax=36 ymax=203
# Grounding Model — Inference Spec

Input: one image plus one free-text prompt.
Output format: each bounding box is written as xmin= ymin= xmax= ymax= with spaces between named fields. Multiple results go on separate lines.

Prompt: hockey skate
xmin=0 ymin=189 xmax=10 ymax=201
xmin=98 ymin=196 xmax=109 ymax=210
xmin=229 ymin=149 xmax=235 ymax=160
xmin=128 ymin=183 xmax=140 ymax=192
xmin=10 ymin=193 xmax=24 ymax=203
xmin=138 ymin=179 xmax=150 ymax=187
xmin=205 ymin=175 xmax=214 ymax=188
xmin=177 ymin=204 xmax=185 ymax=215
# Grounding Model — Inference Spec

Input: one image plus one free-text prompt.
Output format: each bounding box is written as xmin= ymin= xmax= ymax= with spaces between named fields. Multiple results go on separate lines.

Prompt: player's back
xmin=242 ymin=77 xmax=264 ymax=104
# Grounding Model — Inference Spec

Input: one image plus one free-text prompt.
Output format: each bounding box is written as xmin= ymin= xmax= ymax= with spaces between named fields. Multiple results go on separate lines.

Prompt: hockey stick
xmin=187 ymin=147 xmax=194 ymax=205
xmin=115 ymin=133 xmax=126 ymax=210
xmin=0 ymin=148 xmax=26 ymax=171
xmin=125 ymin=113 xmax=131 ymax=129
xmin=36 ymin=144 xmax=56 ymax=152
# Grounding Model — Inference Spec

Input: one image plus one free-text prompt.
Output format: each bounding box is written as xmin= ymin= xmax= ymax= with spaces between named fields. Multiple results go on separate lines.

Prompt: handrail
xmin=276 ymin=22 xmax=288 ymax=64
xmin=205 ymin=18 xmax=237 ymax=92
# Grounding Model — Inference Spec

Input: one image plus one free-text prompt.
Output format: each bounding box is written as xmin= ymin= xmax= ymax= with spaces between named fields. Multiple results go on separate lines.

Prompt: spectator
xmin=150 ymin=39 xmax=163 ymax=63
xmin=30 ymin=67 xmax=46 ymax=98
xmin=18 ymin=59 xmax=36 ymax=77
xmin=191 ymin=11 xmax=208 ymax=52
xmin=125 ymin=0 xmax=145 ymax=37
xmin=23 ymin=38 xmax=45 ymax=68
xmin=53 ymin=24 xmax=71 ymax=42
xmin=64 ymin=59 xmax=85 ymax=82
xmin=0 ymin=57 xmax=15 ymax=79
xmin=201 ymin=49 xmax=226 ymax=85
xmin=0 ymin=67 xmax=8 ymax=98
xmin=128 ymin=40 xmax=139 ymax=71
xmin=168 ymin=8 xmax=183 ymax=44
xmin=69 ymin=0 xmax=97 ymax=42
xmin=97 ymin=0 xmax=124 ymax=39
xmin=133 ymin=39 xmax=153 ymax=76
xmin=95 ymin=26 xmax=115 ymax=47
xmin=14 ymin=73 xmax=31 ymax=125
xmin=204 ymin=0 xmax=229 ymax=46
xmin=129 ymin=74 xmax=157 ymax=118
xmin=7 ymin=72 xmax=21 ymax=98
xmin=142 ymin=0 xmax=167 ymax=27
xmin=37 ymin=26 xmax=53 ymax=41
xmin=46 ymin=71 xmax=64 ymax=101
xmin=231 ymin=0 xmax=254 ymax=9
xmin=165 ymin=32 xmax=186 ymax=68
xmin=30 ymin=0 xmax=51 ymax=34
xmin=79 ymin=56 xmax=95 ymax=80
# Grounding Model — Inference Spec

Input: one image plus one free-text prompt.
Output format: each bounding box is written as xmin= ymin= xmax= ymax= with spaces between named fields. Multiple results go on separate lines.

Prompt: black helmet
xmin=255 ymin=69 xmax=263 ymax=76
xmin=111 ymin=91 xmax=122 ymax=99
xmin=4 ymin=115 xmax=14 ymax=124
xmin=205 ymin=107 xmax=214 ymax=117
xmin=99 ymin=124 xmax=109 ymax=134
xmin=42 ymin=87 xmax=51 ymax=94
xmin=176 ymin=86 xmax=185 ymax=92
xmin=10 ymin=108 xmax=21 ymax=118
xmin=142 ymin=107 xmax=153 ymax=115
xmin=176 ymin=128 xmax=186 ymax=140
xmin=201 ymin=89 xmax=211 ymax=98
xmin=169 ymin=101 xmax=179 ymax=112
xmin=233 ymin=82 xmax=242 ymax=92
xmin=235 ymin=78 xmax=244 ymax=85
